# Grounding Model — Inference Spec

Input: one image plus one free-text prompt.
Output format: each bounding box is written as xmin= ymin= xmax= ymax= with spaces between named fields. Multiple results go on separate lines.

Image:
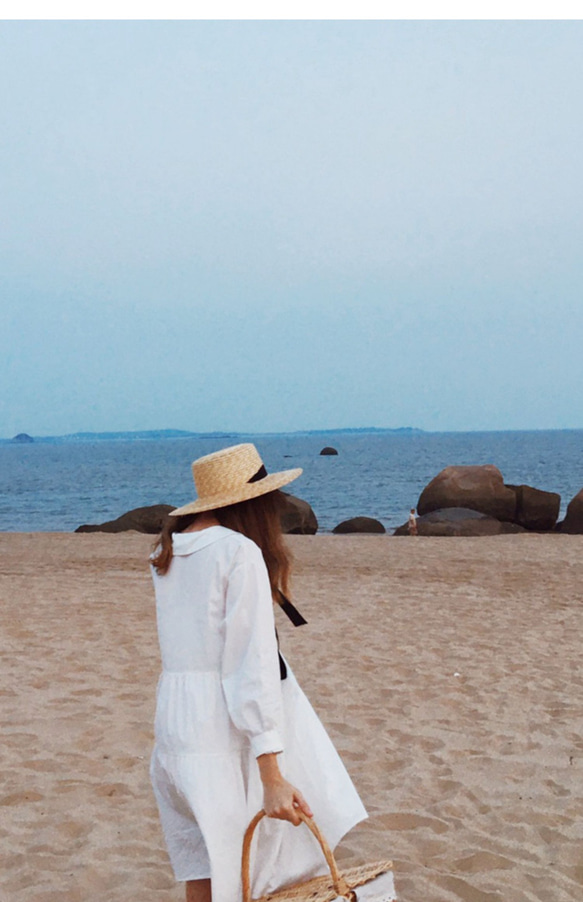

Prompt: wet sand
xmin=1 ymin=532 xmax=582 ymax=902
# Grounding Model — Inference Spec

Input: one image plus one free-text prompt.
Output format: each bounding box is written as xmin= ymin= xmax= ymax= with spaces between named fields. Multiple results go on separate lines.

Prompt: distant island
xmin=1 ymin=429 xmax=236 ymax=444
xmin=300 ymin=426 xmax=424 ymax=436
xmin=1 ymin=426 xmax=425 ymax=444
xmin=11 ymin=433 xmax=35 ymax=443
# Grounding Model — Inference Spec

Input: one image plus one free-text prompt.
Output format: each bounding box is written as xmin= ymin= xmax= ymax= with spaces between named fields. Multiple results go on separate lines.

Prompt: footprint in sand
xmin=436 ymin=873 xmax=503 ymax=902
xmin=143 ymin=870 xmax=176 ymax=890
xmin=0 ymin=790 xmax=44 ymax=805
xmin=327 ymin=720 xmax=355 ymax=736
xmin=454 ymin=850 xmax=514 ymax=872
xmin=57 ymin=820 xmax=94 ymax=840
xmin=544 ymin=778 xmax=570 ymax=797
xmin=4 ymin=732 xmax=38 ymax=748
xmin=377 ymin=811 xmax=449 ymax=834
xmin=95 ymin=783 xmax=135 ymax=798
xmin=21 ymin=758 xmax=62 ymax=773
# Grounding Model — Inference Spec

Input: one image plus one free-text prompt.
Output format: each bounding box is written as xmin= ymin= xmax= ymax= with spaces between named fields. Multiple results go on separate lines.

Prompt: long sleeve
xmin=221 ymin=540 xmax=284 ymax=758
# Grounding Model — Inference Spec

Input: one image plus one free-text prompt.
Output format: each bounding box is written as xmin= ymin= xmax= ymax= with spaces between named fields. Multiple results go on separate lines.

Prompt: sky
xmin=1 ymin=19 xmax=582 ymax=437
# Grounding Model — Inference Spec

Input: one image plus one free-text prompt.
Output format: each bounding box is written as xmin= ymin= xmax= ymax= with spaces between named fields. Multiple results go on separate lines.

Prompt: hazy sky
xmin=1 ymin=20 xmax=582 ymax=436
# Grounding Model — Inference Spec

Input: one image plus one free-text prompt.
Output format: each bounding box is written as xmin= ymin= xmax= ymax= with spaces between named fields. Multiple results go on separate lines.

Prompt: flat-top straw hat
xmin=169 ymin=443 xmax=302 ymax=517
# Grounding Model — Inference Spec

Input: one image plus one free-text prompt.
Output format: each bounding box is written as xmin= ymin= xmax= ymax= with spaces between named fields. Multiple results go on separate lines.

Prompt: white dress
xmin=150 ymin=526 xmax=367 ymax=902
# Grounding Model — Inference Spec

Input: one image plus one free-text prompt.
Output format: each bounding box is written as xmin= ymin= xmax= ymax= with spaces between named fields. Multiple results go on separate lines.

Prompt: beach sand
xmin=1 ymin=532 xmax=582 ymax=902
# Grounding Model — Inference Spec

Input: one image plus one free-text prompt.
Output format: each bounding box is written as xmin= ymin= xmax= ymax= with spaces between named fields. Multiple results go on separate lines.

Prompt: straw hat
xmin=169 ymin=443 xmax=302 ymax=517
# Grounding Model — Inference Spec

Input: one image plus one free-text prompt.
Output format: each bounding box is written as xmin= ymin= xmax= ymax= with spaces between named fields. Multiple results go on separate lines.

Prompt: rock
xmin=393 ymin=507 xmax=526 ymax=537
xmin=558 ymin=488 xmax=583 ymax=534
xmin=333 ymin=517 xmax=386 ymax=534
xmin=320 ymin=447 xmax=338 ymax=456
xmin=505 ymin=484 xmax=560 ymax=531
xmin=418 ymin=465 xmax=517 ymax=522
xmin=279 ymin=492 xmax=318 ymax=535
xmin=77 ymin=496 xmax=318 ymax=537
xmin=76 ymin=504 xmax=175 ymax=534
xmin=12 ymin=433 xmax=34 ymax=443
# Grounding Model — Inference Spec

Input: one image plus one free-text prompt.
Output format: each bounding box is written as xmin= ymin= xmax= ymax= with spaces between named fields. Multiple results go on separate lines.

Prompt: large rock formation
xmin=279 ymin=492 xmax=318 ymax=535
xmin=506 ymin=484 xmax=560 ymax=532
xmin=76 ymin=495 xmax=318 ymax=536
xmin=558 ymin=488 xmax=583 ymax=534
xmin=417 ymin=465 xmax=561 ymax=532
xmin=76 ymin=504 xmax=175 ymax=534
xmin=418 ymin=465 xmax=517 ymax=522
xmin=333 ymin=517 xmax=385 ymax=534
xmin=394 ymin=508 xmax=525 ymax=537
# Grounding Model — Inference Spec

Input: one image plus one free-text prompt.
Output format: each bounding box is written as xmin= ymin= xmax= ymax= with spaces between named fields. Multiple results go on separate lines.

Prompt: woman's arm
xmin=221 ymin=542 xmax=284 ymax=757
xmin=221 ymin=540 xmax=313 ymax=826
xmin=257 ymin=753 xmax=313 ymax=825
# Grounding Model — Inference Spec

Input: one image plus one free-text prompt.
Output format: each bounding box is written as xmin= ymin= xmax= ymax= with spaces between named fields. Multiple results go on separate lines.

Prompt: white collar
xmin=171 ymin=525 xmax=233 ymax=556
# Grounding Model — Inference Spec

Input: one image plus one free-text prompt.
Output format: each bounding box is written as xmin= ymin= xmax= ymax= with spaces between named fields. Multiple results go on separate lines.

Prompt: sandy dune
xmin=1 ymin=532 xmax=582 ymax=902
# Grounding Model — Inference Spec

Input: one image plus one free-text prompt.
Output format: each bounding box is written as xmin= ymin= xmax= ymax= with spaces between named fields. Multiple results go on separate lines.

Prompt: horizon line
xmin=3 ymin=424 xmax=583 ymax=443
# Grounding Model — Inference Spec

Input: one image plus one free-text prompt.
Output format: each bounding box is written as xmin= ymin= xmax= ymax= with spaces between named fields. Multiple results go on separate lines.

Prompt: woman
xmin=150 ymin=443 xmax=366 ymax=902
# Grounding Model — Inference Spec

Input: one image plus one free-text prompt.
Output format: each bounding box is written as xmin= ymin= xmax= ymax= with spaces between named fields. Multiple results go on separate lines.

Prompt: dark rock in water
xmin=320 ymin=447 xmax=338 ymax=456
xmin=333 ymin=517 xmax=385 ymax=534
xmin=12 ymin=433 xmax=34 ymax=443
xmin=418 ymin=465 xmax=517 ymax=522
xmin=76 ymin=504 xmax=175 ymax=535
xmin=394 ymin=507 xmax=526 ymax=537
xmin=279 ymin=492 xmax=318 ymax=535
xmin=558 ymin=488 xmax=583 ymax=534
xmin=505 ymin=484 xmax=560 ymax=531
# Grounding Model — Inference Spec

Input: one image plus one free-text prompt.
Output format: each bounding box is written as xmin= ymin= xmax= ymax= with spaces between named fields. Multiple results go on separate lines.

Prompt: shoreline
xmin=1 ymin=532 xmax=582 ymax=901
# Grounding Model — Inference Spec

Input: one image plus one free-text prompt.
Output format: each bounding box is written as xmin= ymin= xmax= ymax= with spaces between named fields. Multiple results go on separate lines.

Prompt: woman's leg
xmin=185 ymin=878 xmax=211 ymax=902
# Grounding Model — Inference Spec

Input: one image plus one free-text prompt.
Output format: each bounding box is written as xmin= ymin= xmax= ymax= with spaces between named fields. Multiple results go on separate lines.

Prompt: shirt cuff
xmin=251 ymin=729 xmax=284 ymax=758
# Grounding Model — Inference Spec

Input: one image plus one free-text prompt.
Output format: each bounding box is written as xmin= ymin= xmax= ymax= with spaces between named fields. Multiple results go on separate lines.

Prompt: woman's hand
xmin=263 ymin=777 xmax=313 ymax=826
xmin=257 ymin=752 xmax=313 ymax=826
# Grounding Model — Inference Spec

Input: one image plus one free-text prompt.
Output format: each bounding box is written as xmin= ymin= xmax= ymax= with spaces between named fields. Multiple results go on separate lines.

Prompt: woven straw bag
xmin=242 ymin=811 xmax=396 ymax=902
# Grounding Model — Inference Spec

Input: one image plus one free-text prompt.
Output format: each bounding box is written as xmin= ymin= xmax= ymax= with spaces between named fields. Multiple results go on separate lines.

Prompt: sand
xmin=1 ymin=531 xmax=582 ymax=902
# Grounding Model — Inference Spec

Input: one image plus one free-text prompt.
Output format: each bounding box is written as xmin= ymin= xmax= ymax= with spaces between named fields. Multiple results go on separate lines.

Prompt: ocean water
xmin=1 ymin=430 xmax=582 ymax=534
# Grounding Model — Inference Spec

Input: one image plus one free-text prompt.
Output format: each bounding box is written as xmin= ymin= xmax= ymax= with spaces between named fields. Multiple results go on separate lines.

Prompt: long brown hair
xmin=151 ymin=490 xmax=291 ymax=599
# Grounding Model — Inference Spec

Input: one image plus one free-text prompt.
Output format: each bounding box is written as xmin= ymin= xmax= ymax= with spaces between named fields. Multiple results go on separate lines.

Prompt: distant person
xmin=149 ymin=443 xmax=366 ymax=902
xmin=408 ymin=508 xmax=418 ymax=536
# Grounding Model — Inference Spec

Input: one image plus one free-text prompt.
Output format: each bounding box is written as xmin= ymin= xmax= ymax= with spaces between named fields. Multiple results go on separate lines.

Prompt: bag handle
xmin=242 ymin=809 xmax=354 ymax=902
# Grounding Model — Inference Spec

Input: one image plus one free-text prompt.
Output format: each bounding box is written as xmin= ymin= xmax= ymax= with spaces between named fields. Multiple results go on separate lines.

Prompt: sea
xmin=1 ymin=429 xmax=582 ymax=534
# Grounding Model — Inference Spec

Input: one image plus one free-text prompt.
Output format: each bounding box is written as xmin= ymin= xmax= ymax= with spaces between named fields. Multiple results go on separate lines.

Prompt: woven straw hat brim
xmin=169 ymin=468 xmax=302 ymax=517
